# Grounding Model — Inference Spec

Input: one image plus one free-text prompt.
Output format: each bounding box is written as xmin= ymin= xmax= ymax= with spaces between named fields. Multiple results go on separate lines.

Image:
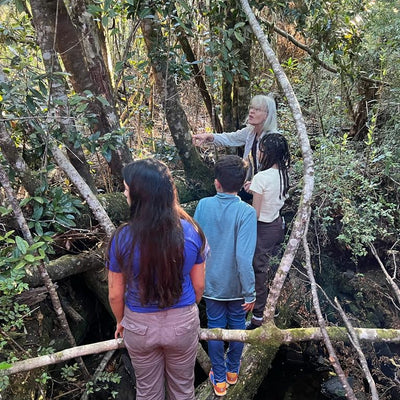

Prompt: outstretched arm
xmin=192 ymin=133 xmax=214 ymax=146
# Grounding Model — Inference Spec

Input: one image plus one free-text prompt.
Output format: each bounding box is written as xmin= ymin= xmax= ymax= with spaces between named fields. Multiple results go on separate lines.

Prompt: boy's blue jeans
xmin=205 ymin=299 xmax=246 ymax=383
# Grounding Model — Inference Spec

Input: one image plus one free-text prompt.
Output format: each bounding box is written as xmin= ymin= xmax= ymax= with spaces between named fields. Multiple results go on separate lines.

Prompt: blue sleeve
xmin=236 ymin=207 xmax=257 ymax=303
xmin=182 ymin=219 xmax=207 ymax=277
xmin=108 ymin=236 xmax=122 ymax=273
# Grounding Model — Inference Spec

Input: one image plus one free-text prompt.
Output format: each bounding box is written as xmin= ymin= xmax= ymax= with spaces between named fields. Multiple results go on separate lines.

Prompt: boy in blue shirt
xmin=194 ymin=155 xmax=257 ymax=397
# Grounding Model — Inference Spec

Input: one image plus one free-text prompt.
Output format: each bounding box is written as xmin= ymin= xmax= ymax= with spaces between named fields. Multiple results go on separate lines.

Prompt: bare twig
xmin=302 ymin=218 xmax=357 ymax=400
xmin=261 ymin=18 xmax=385 ymax=86
xmin=334 ymin=297 xmax=379 ymax=400
xmin=370 ymin=243 xmax=400 ymax=306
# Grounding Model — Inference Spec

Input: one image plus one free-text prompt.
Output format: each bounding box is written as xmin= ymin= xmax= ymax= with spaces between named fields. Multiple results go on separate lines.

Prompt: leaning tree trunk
xmin=0 ymin=117 xmax=41 ymax=196
xmin=175 ymin=25 xmax=223 ymax=133
xmin=37 ymin=0 xmax=132 ymax=182
xmin=139 ymin=9 xmax=214 ymax=196
xmin=67 ymin=0 xmax=132 ymax=178
xmin=29 ymin=0 xmax=97 ymax=192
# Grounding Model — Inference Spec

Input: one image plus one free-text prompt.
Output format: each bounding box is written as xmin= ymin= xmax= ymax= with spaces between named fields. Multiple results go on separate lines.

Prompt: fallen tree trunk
xmin=2 ymin=325 xmax=400 ymax=377
xmin=23 ymin=251 xmax=104 ymax=288
xmin=195 ymin=342 xmax=280 ymax=400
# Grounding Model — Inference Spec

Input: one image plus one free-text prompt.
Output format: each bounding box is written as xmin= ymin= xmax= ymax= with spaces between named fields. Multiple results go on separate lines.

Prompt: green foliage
xmin=85 ymin=371 xmax=121 ymax=399
xmin=21 ymin=186 xmax=84 ymax=234
xmin=312 ymin=135 xmax=398 ymax=259
xmin=0 ymin=230 xmax=52 ymax=331
xmin=60 ymin=363 xmax=80 ymax=382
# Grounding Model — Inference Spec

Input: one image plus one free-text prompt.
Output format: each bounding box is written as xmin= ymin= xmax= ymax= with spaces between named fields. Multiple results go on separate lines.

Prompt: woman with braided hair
xmin=246 ymin=133 xmax=291 ymax=330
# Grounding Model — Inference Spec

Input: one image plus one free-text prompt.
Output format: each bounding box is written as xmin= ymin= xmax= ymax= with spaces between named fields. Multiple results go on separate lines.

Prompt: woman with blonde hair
xmin=192 ymin=94 xmax=280 ymax=200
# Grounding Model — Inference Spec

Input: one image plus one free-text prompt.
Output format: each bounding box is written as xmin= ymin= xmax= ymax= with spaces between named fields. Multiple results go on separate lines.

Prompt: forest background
xmin=0 ymin=0 xmax=399 ymax=399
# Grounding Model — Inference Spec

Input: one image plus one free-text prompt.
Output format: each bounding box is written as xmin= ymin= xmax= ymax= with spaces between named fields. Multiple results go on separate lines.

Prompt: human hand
xmin=242 ymin=301 xmax=255 ymax=312
xmin=114 ymin=323 xmax=124 ymax=339
xmin=243 ymin=181 xmax=252 ymax=193
xmin=192 ymin=133 xmax=213 ymax=146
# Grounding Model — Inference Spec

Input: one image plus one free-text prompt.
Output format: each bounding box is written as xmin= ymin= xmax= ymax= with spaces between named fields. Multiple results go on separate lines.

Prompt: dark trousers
xmin=252 ymin=217 xmax=284 ymax=319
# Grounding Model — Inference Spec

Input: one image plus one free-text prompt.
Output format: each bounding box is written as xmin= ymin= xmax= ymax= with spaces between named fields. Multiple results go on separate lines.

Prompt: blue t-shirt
xmin=108 ymin=219 xmax=204 ymax=313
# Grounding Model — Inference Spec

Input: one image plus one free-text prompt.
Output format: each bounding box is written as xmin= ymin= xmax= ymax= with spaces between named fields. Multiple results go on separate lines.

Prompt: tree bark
xmin=29 ymin=0 xmax=97 ymax=192
xmin=140 ymin=9 xmax=213 ymax=195
xmin=32 ymin=0 xmax=132 ymax=182
xmin=68 ymin=0 xmax=132 ymax=177
xmin=0 ymin=119 xmax=41 ymax=196
xmin=175 ymin=25 xmax=223 ymax=133
xmin=2 ymin=325 xmax=400 ymax=377
xmin=23 ymin=251 xmax=104 ymax=287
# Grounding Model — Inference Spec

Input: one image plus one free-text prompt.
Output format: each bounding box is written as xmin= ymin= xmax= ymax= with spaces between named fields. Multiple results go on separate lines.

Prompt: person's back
xmin=194 ymin=188 xmax=255 ymax=302
xmin=107 ymin=158 xmax=206 ymax=400
xmin=194 ymin=155 xmax=257 ymax=397
xmin=247 ymin=133 xmax=290 ymax=330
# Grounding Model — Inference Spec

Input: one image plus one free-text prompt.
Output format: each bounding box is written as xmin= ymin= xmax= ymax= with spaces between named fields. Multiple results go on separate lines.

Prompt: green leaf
xmin=34 ymin=222 xmax=43 ymax=236
xmin=15 ymin=236 xmax=28 ymax=255
xmin=234 ymin=31 xmax=244 ymax=44
xmin=0 ymin=362 xmax=12 ymax=370
xmin=29 ymin=241 xmax=45 ymax=251
xmin=14 ymin=260 xmax=26 ymax=270
xmin=0 ymin=206 xmax=11 ymax=216
xmin=32 ymin=206 xmax=44 ymax=220
xmin=96 ymin=96 xmax=110 ymax=107
xmin=24 ymin=254 xmax=35 ymax=263
xmin=76 ymin=102 xmax=89 ymax=113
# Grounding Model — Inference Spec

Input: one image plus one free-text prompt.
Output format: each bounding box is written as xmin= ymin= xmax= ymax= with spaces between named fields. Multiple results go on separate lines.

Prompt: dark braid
xmin=258 ymin=133 xmax=290 ymax=198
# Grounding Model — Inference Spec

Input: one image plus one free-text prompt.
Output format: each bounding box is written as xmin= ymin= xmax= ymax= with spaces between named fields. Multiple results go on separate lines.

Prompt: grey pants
xmin=121 ymin=304 xmax=200 ymax=400
xmin=252 ymin=217 xmax=284 ymax=320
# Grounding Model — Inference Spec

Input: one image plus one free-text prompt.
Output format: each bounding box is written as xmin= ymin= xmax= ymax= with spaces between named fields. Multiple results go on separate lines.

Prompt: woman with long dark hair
xmin=107 ymin=158 xmax=206 ymax=399
xmin=246 ymin=133 xmax=290 ymax=330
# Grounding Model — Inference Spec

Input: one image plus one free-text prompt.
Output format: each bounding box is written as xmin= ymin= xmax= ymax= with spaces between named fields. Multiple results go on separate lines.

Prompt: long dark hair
xmin=258 ymin=133 xmax=290 ymax=198
xmin=108 ymin=158 xmax=206 ymax=309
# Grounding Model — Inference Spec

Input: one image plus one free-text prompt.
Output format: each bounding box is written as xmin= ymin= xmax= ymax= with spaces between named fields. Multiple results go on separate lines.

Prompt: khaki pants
xmin=121 ymin=304 xmax=200 ymax=400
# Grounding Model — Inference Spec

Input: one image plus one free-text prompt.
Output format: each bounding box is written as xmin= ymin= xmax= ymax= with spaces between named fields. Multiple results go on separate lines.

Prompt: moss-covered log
xmin=23 ymin=251 xmax=104 ymax=287
xmin=3 ymin=324 xmax=400 ymax=377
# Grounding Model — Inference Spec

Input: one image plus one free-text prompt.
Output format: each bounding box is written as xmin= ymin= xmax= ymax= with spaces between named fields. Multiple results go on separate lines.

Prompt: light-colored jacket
xmin=212 ymin=127 xmax=279 ymax=179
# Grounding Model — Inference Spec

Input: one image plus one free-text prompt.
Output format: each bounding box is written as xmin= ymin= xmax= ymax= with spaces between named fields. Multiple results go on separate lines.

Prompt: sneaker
xmin=226 ymin=371 xmax=238 ymax=385
xmin=209 ymin=369 xmax=227 ymax=396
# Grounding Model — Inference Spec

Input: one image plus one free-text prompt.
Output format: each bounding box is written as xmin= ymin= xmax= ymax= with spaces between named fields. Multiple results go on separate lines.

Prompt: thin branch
xmin=303 ymin=218 xmax=357 ymax=400
xmin=334 ymin=297 xmax=379 ymax=400
xmin=262 ymin=18 xmax=385 ymax=86
xmin=0 ymin=162 xmax=90 ymax=378
xmin=80 ymin=350 xmax=116 ymax=400
xmin=370 ymin=243 xmax=400 ymax=306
